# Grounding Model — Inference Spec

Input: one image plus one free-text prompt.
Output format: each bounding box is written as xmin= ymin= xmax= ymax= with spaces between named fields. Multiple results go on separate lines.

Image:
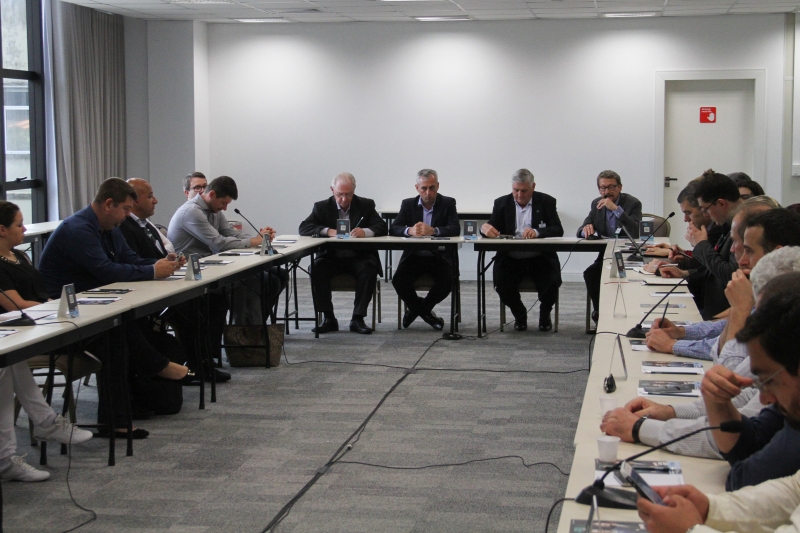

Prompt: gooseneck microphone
xmin=234 ymin=208 xmax=272 ymax=254
xmin=0 ymin=286 xmax=37 ymax=326
xmin=626 ymin=278 xmax=687 ymax=338
xmin=627 ymin=212 xmax=675 ymax=262
xmin=576 ymin=420 xmax=743 ymax=509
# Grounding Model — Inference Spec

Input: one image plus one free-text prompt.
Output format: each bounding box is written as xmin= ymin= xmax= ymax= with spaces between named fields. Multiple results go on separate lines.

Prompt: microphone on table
xmin=626 ymin=212 xmax=675 ymax=263
xmin=576 ymin=420 xmax=743 ymax=509
xmin=626 ymin=278 xmax=687 ymax=338
xmin=0 ymin=286 xmax=37 ymax=326
xmin=234 ymin=208 xmax=272 ymax=255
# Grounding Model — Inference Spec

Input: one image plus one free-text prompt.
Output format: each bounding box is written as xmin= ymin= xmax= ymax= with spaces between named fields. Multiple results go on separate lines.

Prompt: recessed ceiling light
xmin=235 ymin=18 xmax=290 ymax=22
xmin=415 ymin=15 xmax=471 ymax=21
xmin=602 ymin=12 xmax=659 ymax=18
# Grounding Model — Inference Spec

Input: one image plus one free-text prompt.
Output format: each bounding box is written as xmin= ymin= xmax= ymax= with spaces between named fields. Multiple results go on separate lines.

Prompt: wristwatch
xmin=632 ymin=415 xmax=650 ymax=444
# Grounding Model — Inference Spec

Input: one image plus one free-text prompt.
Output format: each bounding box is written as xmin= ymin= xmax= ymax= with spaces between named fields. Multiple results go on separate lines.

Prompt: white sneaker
xmin=33 ymin=415 xmax=93 ymax=445
xmin=0 ymin=455 xmax=50 ymax=482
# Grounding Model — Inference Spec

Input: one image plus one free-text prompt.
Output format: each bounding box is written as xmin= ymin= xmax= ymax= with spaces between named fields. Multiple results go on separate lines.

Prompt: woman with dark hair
xmin=0 ymin=201 xmax=93 ymax=482
xmin=728 ymin=172 xmax=765 ymax=200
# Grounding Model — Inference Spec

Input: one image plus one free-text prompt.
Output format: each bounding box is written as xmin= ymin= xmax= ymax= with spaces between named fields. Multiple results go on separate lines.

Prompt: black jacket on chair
xmin=389 ymin=194 xmax=460 ymax=269
xmin=299 ymin=195 xmax=388 ymax=269
xmin=482 ymin=192 xmax=564 ymax=271
xmin=576 ymin=192 xmax=643 ymax=239
xmin=120 ymin=217 xmax=168 ymax=260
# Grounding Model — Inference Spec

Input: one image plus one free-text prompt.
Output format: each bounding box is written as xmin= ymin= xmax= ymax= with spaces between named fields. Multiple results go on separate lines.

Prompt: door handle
xmin=664 ymin=176 xmax=678 ymax=188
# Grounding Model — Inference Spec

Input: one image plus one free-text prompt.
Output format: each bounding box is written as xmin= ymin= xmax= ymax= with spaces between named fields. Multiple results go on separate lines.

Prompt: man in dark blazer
xmin=299 ymin=172 xmax=388 ymax=334
xmin=480 ymin=169 xmax=563 ymax=332
xmin=578 ymin=170 xmax=642 ymax=324
xmin=390 ymin=169 xmax=460 ymax=330
xmin=120 ymin=178 xmax=231 ymax=383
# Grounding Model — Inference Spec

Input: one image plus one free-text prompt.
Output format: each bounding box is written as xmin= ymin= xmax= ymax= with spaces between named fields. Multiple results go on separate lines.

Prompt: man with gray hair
xmin=299 ymin=172 xmax=388 ymax=334
xmin=480 ymin=169 xmax=564 ymax=332
xmin=390 ymin=169 xmax=460 ymax=330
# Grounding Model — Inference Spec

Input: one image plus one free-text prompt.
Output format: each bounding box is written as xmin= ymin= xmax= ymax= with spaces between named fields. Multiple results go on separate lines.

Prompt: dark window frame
xmin=0 ymin=0 xmax=47 ymax=222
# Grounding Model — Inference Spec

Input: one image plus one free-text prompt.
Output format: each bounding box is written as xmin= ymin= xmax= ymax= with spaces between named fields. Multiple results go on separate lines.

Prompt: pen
xmin=659 ymin=298 xmax=669 ymax=324
xmin=354 ymin=217 xmax=364 ymax=228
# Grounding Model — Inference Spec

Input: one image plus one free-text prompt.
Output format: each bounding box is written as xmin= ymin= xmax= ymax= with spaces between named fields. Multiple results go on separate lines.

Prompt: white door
xmin=663 ymin=79 xmax=755 ymax=249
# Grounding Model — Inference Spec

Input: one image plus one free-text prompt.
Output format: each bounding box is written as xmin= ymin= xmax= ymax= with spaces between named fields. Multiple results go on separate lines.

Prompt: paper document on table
xmin=272 ymin=239 xmax=296 ymax=244
xmin=628 ymin=340 xmax=656 ymax=352
xmin=642 ymin=361 xmax=704 ymax=375
xmin=0 ymin=329 xmax=20 ymax=337
xmin=641 ymin=320 xmax=690 ymax=329
xmin=0 ymin=309 xmax=58 ymax=322
xmin=641 ymin=278 xmax=686 ymax=286
xmin=76 ymin=297 xmax=121 ymax=305
xmin=200 ymin=260 xmax=233 ymax=265
xmin=569 ymin=519 xmax=646 ymax=533
xmin=649 ymin=292 xmax=693 ymax=298
xmin=640 ymin=303 xmax=685 ymax=309
xmin=595 ymin=459 xmax=684 ymax=487
xmin=632 ymin=268 xmax=656 ymax=275
xmin=638 ymin=380 xmax=701 ymax=397
xmin=218 ymin=251 xmax=255 ymax=256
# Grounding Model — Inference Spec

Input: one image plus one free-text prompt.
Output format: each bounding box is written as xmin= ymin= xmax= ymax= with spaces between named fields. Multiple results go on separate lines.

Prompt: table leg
xmin=204 ymin=293 xmax=216 ymax=404
xmin=194 ymin=296 xmax=206 ymax=409
xmin=120 ymin=322 xmax=133 ymax=457
xmin=477 ymin=251 xmax=484 ymax=338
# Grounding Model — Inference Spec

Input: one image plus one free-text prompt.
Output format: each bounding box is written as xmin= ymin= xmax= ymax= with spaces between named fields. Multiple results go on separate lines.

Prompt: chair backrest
xmin=642 ymin=214 xmax=671 ymax=238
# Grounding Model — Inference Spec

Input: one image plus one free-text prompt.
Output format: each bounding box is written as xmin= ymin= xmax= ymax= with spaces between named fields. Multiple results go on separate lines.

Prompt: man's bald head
xmin=126 ymin=178 xmax=158 ymax=219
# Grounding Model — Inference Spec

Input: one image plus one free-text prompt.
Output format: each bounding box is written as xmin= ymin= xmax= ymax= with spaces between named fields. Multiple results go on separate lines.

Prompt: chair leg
xmin=500 ymin=303 xmax=506 ymax=332
xmin=377 ymin=280 xmax=382 ymax=324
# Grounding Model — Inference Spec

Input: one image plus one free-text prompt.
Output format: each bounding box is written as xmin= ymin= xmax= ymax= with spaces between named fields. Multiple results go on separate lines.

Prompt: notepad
xmin=628 ymin=340 xmax=656 ymax=352
xmin=76 ymin=297 xmax=121 ymax=305
xmin=595 ymin=459 xmax=684 ymax=487
xmin=642 ymin=361 xmax=704 ymax=375
xmin=638 ymin=380 xmax=701 ymax=397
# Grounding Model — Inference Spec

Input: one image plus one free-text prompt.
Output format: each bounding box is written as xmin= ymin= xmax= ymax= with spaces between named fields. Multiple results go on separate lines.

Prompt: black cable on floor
xmin=334 ymin=455 xmax=570 ymax=475
xmin=60 ymin=377 xmax=97 ymax=533
xmin=544 ymin=497 xmax=574 ymax=533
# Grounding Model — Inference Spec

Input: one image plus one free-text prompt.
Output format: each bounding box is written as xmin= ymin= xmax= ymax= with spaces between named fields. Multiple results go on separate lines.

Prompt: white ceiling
xmin=65 ymin=0 xmax=800 ymax=24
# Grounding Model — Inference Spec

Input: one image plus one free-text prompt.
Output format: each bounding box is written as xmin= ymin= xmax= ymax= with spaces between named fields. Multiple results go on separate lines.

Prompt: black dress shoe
xmin=349 ymin=317 xmax=373 ymax=334
xmin=421 ymin=311 xmax=444 ymax=331
xmin=539 ymin=314 xmax=553 ymax=332
xmin=514 ymin=317 xmax=527 ymax=331
xmin=95 ymin=428 xmax=150 ymax=440
xmin=402 ymin=310 xmax=418 ymax=328
xmin=208 ymin=368 xmax=231 ymax=382
xmin=591 ymin=310 xmax=599 ymax=324
xmin=312 ymin=317 xmax=339 ymax=334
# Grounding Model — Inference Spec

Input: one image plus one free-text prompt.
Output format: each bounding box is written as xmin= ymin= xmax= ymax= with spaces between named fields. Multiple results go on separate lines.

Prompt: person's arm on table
xmin=481 ymin=198 xmax=504 ymax=238
xmin=177 ymin=206 xmax=253 ymax=252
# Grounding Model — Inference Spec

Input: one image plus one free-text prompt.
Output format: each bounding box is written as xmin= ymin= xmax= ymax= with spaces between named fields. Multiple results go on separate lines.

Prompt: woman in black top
xmin=0 ymin=201 xmax=93 ymax=482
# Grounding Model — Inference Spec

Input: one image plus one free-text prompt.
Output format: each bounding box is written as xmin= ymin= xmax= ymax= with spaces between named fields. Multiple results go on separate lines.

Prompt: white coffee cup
xmin=599 ymin=396 xmax=618 ymax=416
xmin=597 ymin=435 xmax=621 ymax=462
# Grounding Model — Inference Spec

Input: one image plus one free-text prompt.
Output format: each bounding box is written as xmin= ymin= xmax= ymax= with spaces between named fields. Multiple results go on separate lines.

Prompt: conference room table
xmin=555 ymin=239 xmax=729 ymax=532
xmin=472 ymin=236 xmax=608 ymax=337
xmin=377 ymin=208 xmax=492 ymax=280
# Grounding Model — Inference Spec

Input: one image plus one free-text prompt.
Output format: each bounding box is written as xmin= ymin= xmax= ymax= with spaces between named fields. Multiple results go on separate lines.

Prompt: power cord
xmin=544 ymin=497 xmax=574 ymax=533
xmin=60 ymin=376 xmax=97 ymax=533
xmin=334 ymin=455 xmax=570 ymax=475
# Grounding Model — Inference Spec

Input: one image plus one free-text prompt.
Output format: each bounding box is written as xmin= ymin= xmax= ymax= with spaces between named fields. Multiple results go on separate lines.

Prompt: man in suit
xmin=578 ymin=170 xmax=642 ymax=324
xmin=390 ymin=169 xmax=460 ymax=330
xmin=121 ymin=178 xmax=231 ymax=383
xmin=688 ymin=170 xmax=743 ymax=319
xmin=299 ymin=172 xmax=388 ymax=334
xmin=480 ymin=169 xmax=563 ymax=332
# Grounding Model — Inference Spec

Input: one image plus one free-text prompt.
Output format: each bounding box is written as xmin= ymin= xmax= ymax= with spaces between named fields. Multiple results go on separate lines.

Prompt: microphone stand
xmin=626 ymin=279 xmax=687 ymax=338
xmin=0 ymin=286 xmax=36 ymax=326
xmin=234 ymin=208 xmax=273 ymax=255
xmin=626 ymin=213 xmax=675 ymax=263
xmin=576 ymin=421 xmax=742 ymax=509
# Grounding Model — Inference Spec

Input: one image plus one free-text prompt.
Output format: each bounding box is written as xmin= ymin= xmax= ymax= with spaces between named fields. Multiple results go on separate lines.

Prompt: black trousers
xmin=162 ymin=293 xmax=229 ymax=369
xmin=95 ymin=319 xmax=172 ymax=426
xmin=312 ymin=254 xmax=378 ymax=318
xmin=392 ymin=254 xmax=453 ymax=315
xmin=583 ymin=252 xmax=604 ymax=314
xmin=493 ymin=255 xmax=561 ymax=320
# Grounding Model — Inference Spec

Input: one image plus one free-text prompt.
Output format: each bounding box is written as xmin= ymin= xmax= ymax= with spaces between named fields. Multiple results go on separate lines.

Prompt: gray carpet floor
xmin=4 ymin=280 xmax=593 ymax=533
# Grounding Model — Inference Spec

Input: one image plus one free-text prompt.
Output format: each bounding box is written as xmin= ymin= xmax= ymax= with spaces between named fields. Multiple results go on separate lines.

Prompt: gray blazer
xmin=577 ymin=192 xmax=643 ymax=238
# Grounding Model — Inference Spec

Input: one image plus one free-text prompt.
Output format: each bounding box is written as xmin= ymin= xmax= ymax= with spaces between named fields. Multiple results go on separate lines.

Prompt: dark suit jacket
xmin=390 ymin=194 xmax=460 ymax=268
xmin=577 ymin=192 xmax=643 ymax=238
xmin=482 ymin=192 xmax=564 ymax=270
xmin=298 ymin=195 xmax=388 ymax=266
xmin=120 ymin=217 xmax=168 ymax=260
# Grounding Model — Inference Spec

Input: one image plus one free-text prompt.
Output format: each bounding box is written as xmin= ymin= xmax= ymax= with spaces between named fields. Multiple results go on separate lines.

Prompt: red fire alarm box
xmin=700 ymin=107 xmax=716 ymax=123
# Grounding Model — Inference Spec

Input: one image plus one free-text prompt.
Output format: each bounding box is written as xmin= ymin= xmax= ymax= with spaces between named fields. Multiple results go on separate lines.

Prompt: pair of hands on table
xmin=481 ymin=223 xmax=538 ymax=239
xmin=326 ymin=227 xmax=367 ymax=238
xmin=600 ymin=397 xmax=677 ymax=442
xmin=154 ymin=253 xmax=187 ymax=278
xmin=637 ymin=485 xmax=710 ymax=533
xmin=645 ymin=317 xmax=686 ymax=353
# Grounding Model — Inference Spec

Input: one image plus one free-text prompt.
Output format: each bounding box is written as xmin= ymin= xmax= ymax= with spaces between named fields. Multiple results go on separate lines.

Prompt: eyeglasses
xmin=334 ymin=192 xmax=354 ymax=199
xmin=598 ymin=184 xmax=619 ymax=192
xmin=699 ymin=199 xmax=718 ymax=214
xmin=753 ymin=368 xmax=783 ymax=393
xmin=190 ymin=184 xmax=206 ymax=192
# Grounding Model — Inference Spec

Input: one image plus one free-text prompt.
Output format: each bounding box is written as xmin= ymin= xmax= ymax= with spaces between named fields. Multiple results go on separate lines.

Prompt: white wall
xmin=200 ymin=15 xmax=786 ymax=278
xmin=193 ymin=21 xmax=211 ymax=174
